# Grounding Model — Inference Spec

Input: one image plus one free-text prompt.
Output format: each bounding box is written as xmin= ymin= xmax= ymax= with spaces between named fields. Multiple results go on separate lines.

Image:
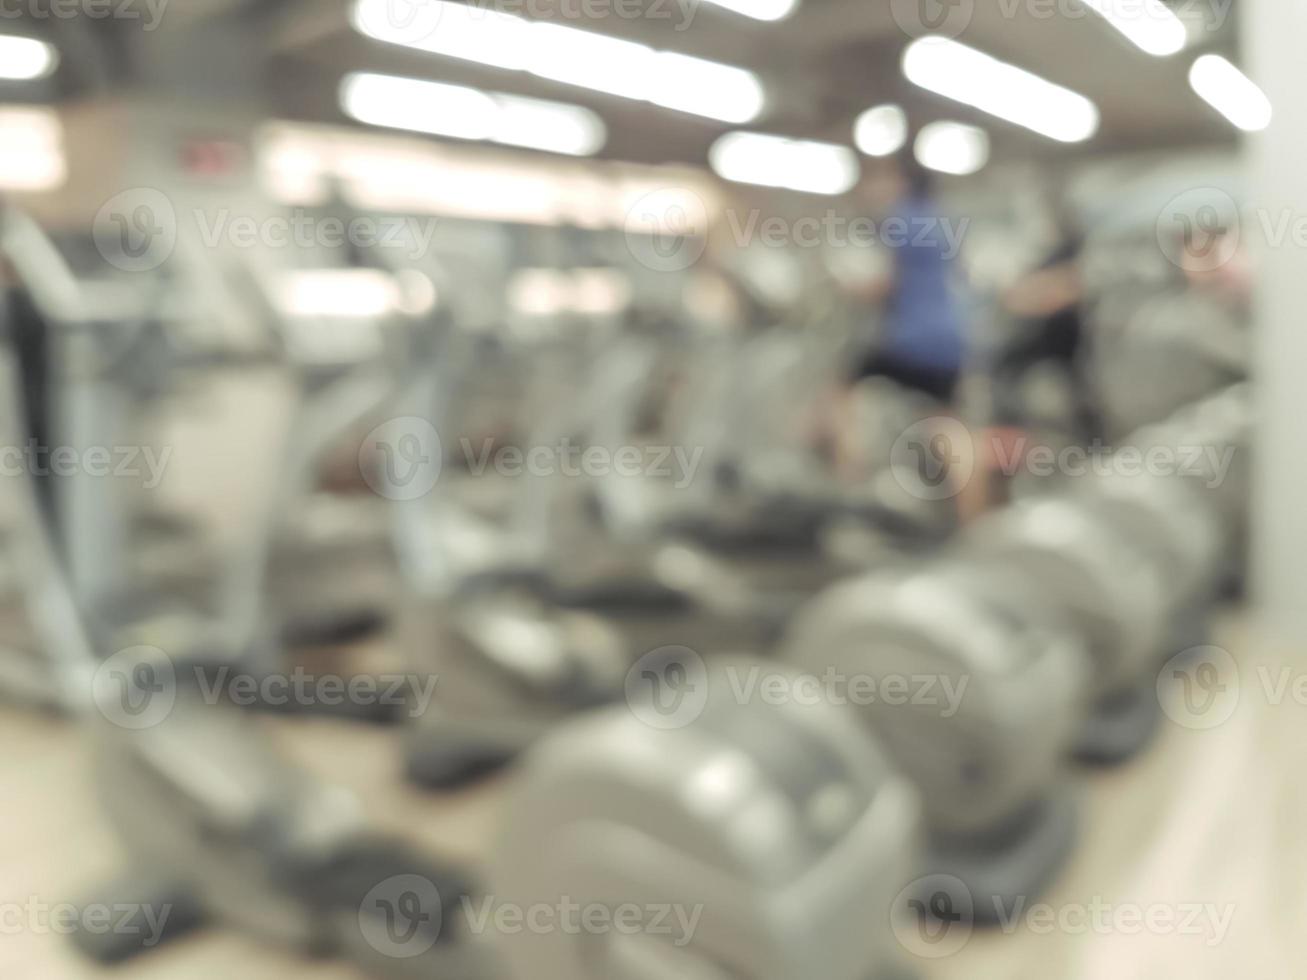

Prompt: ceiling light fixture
xmin=352 ymin=0 xmax=764 ymax=123
xmin=853 ymin=104 xmax=909 ymax=156
xmin=913 ymin=120 xmax=990 ymax=175
xmin=709 ymin=131 xmax=860 ymax=195
xmin=1189 ymin=54 xmax=1273 ymax=132
xmin=903 ymin=36 xmax=1099 ymax=142
xmin=0 ymin=35 xmax=58 ymax=80
xmin=341 ymin=72 xmax=607 ymax=156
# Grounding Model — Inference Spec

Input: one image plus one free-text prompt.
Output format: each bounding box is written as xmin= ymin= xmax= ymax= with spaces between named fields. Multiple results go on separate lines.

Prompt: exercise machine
xmin=490 ymin=656 xmax=923 ymax=979
xmin=781 ymin=567 xmax=1085 ymax=920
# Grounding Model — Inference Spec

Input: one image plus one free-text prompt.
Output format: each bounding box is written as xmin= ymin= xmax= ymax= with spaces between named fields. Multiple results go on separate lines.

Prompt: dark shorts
xmin=853 ymin=349 xmax=960 ymax=404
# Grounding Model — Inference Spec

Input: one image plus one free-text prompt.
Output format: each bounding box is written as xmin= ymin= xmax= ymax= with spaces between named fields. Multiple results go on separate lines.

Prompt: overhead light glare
xmin=0 ymin=35 xmax=57 ymax=80
xmin=702 ymin=0 xmax=800 ymax=22
xmin=854 ymin=103 xmax=909 ymax=156
xmin=709 ymin=131 xmax=860 ymax=195
xmin=913 ymin=120 xmax=990 ymax=175
xmin=0 ymin=106 xmax=65 ymax=190
xmin=1189 ymin=54 xmax=1273 ymax=132
xmin=1080 ymin=0 xmax=1187 ymax=57
xmin=903 ymin=36 xmax=1099 ymax=143
xmin=351 ymin=0 xmax=764 ymax=123
xmin=341 ymin=72 xmax=607 ymax=156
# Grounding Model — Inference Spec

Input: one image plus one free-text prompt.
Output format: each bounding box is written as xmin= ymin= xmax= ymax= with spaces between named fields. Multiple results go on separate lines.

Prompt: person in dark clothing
xmin=994 ymin=229 xmax=1100 ymax=441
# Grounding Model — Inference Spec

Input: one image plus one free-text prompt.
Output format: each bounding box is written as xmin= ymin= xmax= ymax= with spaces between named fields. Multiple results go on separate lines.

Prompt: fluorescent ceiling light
xmin=0 ymin=106 xmax=65 ymax=190
xmin=1080 ymin=0 xmax=1186 ymax=57
xmin=0 ymin=35 xmax=57 ymax=80
xmin=508 ymin=268 xmax=631 ymax=317
xmin=709 ymin=131 xmax=860 ymax=195
xmin=903 ymin=36 xmax=1099 ymax=143
xmin=257 ymin=122 xmax=721 ymax=228
xmin=914 ymin=121 xmax=989 ymax=175
xmin=854 ymin=104 xmax=908 ymax=156
xmin=1189 ymin=54 xmax=1273 ymax=132
xmin=352 ymin=0 xmax=764 ymax=123
xmin=274 ymin=268 xmax=406 ymax=320
xmin=341 ymin=72 xmax=606 ymax=156
xmin=703 ymin=0 xmax=799 ymax=21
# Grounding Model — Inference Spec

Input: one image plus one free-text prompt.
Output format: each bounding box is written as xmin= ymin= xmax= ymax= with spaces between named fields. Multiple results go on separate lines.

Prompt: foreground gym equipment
xmin=0 ymin=270 xmax=97 ymax=712
xmin=489 ymin=657 xmax=923 ymax=980
xmin=781 ymin=568 xmax=1085 ymax=921
xmin=74 ymin=684 xmax=477 ymax=974
xmin=961 ymin=495 xmax=1173 ymax=764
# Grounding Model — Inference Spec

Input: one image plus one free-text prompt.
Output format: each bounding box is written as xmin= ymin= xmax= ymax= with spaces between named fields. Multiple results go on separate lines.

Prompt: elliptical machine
xmin=489 ymin=656 xmax=924 ymax=980
xmin=780 ymin=562 xmax=1086 ymax=920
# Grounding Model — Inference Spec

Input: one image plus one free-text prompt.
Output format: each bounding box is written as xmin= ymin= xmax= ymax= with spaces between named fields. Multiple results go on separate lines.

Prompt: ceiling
xmin=2 ymin=0 xmax=1245 ymax=169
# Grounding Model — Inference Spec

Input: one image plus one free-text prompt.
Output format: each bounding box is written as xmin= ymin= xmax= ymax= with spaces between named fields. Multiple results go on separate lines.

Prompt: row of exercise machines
xmin=0 ymin=197 xmax=1250 ymax=978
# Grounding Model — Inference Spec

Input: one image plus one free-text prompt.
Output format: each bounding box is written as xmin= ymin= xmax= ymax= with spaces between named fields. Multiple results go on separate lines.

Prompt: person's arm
xmin=1002 ymin=262 xmax=1082 ymax=319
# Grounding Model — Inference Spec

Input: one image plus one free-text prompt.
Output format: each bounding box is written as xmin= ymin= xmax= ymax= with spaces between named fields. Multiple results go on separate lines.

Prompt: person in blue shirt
xmin=828 ymin=158 xmax=984 ymax=522
xmin=852 ymin=159 xmax=968 ymax=404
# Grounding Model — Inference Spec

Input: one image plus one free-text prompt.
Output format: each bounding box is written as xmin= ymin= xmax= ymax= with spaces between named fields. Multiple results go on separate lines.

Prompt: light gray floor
xmin=2 ymin=615 xmax=1301 ymax=979
xmin=3 ymin=374 xmax=1296 ymax=977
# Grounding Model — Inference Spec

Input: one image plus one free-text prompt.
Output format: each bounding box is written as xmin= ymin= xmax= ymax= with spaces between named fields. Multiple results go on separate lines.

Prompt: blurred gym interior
xmin=0 ymin=0 xmax=1303 ymax=977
